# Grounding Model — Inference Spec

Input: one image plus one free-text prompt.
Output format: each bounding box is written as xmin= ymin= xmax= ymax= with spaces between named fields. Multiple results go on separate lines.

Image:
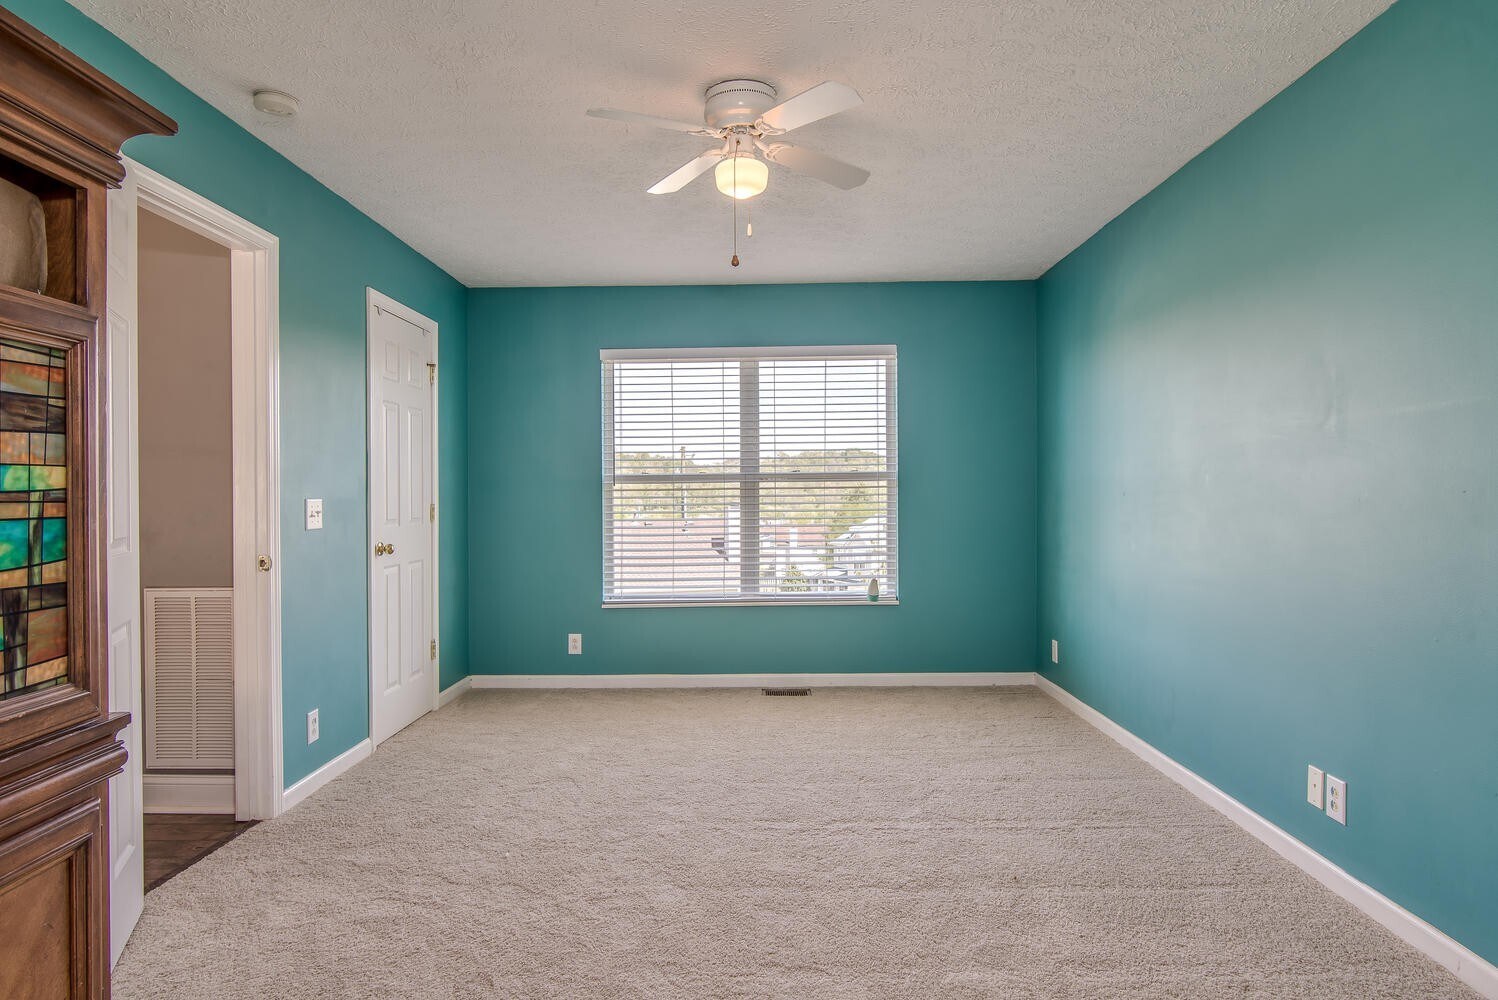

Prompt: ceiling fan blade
xmin=647 ymin=152 xmax=724 ymax=194
xmin=587 ymin=107 xmax=716 ymax=136
xmin=763 ymin=142 xmax=869 ymax=190
xmin=756 ymin=81 xmax=862 ymax=133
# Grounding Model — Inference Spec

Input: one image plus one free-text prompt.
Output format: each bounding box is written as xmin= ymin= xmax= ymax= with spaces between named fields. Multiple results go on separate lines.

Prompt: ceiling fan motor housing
xmin=704 ymin=79 xmax=778 ymax=129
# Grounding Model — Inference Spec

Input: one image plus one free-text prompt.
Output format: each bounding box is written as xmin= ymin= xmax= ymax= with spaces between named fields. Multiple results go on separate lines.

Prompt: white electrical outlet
xmin=1325 ymin=775 xmax=1347 ymax=824
xmin=1307 ymin=765 xmax=1324 ymax=808
xmin=567 ymin=633 xmax=582 ymax=655
xmin=1050 ymin=639 xmax=1059 ymax=664
xmin=307 ymin=708 xmax=319 ymax=744
xmin=305 ymin=498 xmax=324 ymax=530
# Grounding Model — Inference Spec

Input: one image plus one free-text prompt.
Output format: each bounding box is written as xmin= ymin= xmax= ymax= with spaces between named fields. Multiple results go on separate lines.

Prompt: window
xmin=602 ymin=346 xmax=897 ymax=606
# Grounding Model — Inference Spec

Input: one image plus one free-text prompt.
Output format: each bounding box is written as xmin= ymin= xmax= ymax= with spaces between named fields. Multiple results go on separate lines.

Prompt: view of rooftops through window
xmin=602 ymin=350 xmax=897 ymax=604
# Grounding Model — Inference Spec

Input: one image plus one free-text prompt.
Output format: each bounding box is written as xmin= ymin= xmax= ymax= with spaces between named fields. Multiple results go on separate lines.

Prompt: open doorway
xmin=135 ymin=208 xmax=254 ymax=888
xmin=105 ymin=159 xmax=282 ymax=962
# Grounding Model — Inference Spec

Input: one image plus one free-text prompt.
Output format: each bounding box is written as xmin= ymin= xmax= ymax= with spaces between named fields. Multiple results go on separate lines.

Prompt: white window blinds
xmin=602 ymin=346 xmax=897 ymax=606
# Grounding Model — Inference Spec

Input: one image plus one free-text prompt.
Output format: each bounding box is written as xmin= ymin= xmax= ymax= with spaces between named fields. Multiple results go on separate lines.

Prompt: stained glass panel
xmin=0 ymin=337 xmax=68 ymax=700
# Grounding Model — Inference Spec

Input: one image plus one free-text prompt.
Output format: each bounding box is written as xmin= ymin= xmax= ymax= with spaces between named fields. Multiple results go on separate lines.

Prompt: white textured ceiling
xmin=75 ymin=0 xmax=1392 ymax=286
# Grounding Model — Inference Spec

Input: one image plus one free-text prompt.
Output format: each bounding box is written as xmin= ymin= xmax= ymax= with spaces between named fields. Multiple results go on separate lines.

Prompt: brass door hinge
xmin=429 ymin=503 xmax=436 ymax=523
xmin=427 ymin=362 xmax=436 ymax=384
xmin=429 ymin=639 xmax=437 ymax=660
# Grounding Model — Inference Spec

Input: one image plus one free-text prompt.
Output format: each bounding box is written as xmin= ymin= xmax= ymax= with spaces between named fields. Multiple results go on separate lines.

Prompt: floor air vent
xmin=762 ymin=688 xmax=811 ymax=696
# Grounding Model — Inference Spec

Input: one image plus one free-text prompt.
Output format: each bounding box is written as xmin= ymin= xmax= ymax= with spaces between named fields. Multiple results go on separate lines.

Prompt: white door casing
xmin=367 ymin=290 xmax=438 ymax=746
xmin=105 ymin=169 xmax=144 ymax=962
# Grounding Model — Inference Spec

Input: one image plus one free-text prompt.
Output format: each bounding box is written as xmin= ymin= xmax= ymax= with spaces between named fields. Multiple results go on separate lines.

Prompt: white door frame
xmin=365 ymin=287 xmax=441 ymax=740
xmin=127 ymin=158 xmax=284 ymax=821
xmin=105 ymin=162 xmax=144 ymax=964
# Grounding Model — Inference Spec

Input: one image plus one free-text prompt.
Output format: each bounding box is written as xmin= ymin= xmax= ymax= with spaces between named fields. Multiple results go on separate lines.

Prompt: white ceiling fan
xmin=587 ymin=79 xmax=870 ymax=200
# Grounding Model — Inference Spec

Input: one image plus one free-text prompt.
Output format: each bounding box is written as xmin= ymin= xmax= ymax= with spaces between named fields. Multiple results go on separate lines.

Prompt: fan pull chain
xmin=747 ymin=198 xmax=753 ymax=238
xmin=731 ymin=140 xmax=740 ymax=267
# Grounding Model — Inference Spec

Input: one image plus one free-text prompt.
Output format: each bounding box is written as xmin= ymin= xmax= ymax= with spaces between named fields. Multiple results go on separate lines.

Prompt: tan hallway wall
xmin=137 ymin=208 xmax=232 ymax=590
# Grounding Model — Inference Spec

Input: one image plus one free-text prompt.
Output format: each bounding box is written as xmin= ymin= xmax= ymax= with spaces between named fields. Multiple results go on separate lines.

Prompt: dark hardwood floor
xmin=144 ymin=814 xmax=258 ymax=892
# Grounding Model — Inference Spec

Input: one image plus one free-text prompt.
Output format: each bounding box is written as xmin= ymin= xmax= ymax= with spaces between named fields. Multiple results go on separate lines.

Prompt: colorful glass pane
xmin=0 ymin=519 xmax=27 ymax=570
xmin=0 ymin=337 xmax=68 ymax=700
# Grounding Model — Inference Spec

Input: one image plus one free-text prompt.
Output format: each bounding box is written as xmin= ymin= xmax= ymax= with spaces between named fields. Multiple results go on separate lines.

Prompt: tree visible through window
xmin=602 ymin=347 xmax=898 ymax=605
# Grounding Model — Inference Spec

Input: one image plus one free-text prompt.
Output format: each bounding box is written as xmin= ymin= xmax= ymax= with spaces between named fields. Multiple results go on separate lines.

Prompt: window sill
xmin=602 ymin=599 xmax=900 ymax=609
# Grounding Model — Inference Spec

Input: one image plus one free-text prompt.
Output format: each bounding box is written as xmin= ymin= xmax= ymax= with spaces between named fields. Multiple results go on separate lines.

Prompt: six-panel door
xmin=367 ymin=302 xmax=435 ymax=746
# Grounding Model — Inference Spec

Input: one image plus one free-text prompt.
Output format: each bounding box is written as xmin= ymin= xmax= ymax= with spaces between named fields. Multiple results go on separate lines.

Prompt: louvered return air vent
xmin=762 ymin=688 xmax=811 ymax=696
xmin=145 ymin=588 xmax=234 ymax=770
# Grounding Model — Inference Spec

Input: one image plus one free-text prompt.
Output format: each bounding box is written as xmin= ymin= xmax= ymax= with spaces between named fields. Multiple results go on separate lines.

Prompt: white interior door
xmin=367 ymin=295 xmax=436 ymax=745
xmin=105 ymin=168 xmax=144 ymax=962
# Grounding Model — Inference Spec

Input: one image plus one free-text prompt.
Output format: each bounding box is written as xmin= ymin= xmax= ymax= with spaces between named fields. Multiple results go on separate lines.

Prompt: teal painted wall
xmin=12 ymin=0 xmax=1493 ymax=968
xmin=468 ymin=282 xmax=1036 ymax=677
xmin=8 ymin=0 xmax=470 ymax=784
xmin=1037 ymin=0 xmax=1498 ymax=966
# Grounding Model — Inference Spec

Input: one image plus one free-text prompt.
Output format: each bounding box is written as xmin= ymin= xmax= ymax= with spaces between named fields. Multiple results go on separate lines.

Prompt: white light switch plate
xmin=1307 ymin=765 xmax=1324 ymax=807
xmin=1325 ymin=774 xmax=1347 ymax=825
xmin=307 ymin=708 xmax=319 ymax=744
xmin=1050 ymin=639 xmax=1059 ymax=664
xmin=567 ymin=633 xmax=582 ymax=655
xmin=305 ymin=498 xmax=324 ymax=530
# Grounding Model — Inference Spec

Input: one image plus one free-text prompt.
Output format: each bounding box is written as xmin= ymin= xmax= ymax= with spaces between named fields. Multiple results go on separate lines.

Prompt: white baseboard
xmin=1034 ymin=675 xmax=1498 ymax=998
xmin=467 ymin=671 xmax=1037 ymax=690
xmin=280 ymin=738 xmax=372 ymax=813
xmin=438 ymin=676 xmax=472 ymax=707
xmin=143 ymin=773 xmax=235 ymax=814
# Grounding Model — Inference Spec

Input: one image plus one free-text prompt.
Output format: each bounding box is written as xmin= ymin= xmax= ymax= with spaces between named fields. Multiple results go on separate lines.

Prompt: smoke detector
xmin=251 ymin=89 xmax=300 ymax=118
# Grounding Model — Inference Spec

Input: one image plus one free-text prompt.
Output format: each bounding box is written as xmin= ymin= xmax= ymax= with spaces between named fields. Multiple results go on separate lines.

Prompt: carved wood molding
xmin=0 ymin=7 xmax=176 ymax=187
xmin=0 ymin=714 xmax=128 ymax=842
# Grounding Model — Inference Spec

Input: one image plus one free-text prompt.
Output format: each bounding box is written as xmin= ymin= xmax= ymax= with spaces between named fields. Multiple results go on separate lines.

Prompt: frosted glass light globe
xmin=715 ymin=156 xmax=768 ymax=199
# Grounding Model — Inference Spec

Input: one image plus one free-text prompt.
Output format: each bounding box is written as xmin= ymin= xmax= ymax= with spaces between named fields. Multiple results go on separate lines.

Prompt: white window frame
xmin=601 ymin=345 xmax=898 ymax=608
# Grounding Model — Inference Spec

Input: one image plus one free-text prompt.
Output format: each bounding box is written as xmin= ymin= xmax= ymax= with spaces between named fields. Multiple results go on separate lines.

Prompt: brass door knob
xmin=374 ymin=542 xmax=396 ymax=556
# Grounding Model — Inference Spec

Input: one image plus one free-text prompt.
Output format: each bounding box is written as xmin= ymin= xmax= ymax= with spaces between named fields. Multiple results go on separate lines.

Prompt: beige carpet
xmin=115 ymin=687 xmax=1475 ymax=999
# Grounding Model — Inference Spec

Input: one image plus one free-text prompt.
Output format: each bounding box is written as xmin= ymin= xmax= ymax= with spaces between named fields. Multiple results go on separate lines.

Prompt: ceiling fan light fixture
xmin=715 ymin=155 xmax=767 ymax=200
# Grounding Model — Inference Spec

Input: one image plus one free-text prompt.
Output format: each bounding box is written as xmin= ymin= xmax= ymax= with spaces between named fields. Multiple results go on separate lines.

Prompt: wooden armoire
xmin=0 ymin=8 xmax=175 ymax=998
